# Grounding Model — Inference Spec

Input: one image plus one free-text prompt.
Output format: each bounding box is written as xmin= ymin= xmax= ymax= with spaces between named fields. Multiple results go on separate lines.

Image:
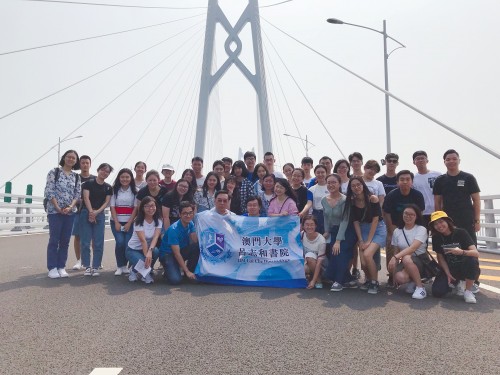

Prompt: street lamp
xmin=327 ymin=18 xmax=405 ymax=153
xmin=283 ymin=133 xmax=315 ymax=156
xmin=57 ymin=135 xmax=83 ymax=164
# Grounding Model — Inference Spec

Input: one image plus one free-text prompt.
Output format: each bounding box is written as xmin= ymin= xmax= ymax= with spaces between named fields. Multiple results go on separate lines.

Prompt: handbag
xmin=401 ymin=228 xmax=442 ymax=278
xmin=417 ymin=251 xmax=442 ymax=278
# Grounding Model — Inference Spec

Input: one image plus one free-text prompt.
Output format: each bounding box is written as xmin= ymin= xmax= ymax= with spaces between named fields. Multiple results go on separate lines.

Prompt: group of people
xmin=44 ymin=148 xmax=482 ymax=303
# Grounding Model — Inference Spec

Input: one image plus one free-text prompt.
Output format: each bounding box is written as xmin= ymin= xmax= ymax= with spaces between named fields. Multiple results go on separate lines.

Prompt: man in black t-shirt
xmin=72 ymin=155 xmax=96 ymax=270
xmin=382 ymin=170 xmax=425 ymax=284
xmin=377 ymin=153 xmax=399 ymax=195
xmin=433 ymin=149 xmax=481 ymax=244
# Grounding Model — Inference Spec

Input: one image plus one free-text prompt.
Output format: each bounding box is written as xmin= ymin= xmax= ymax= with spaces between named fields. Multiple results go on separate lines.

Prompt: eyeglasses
xmin=351 ymin=183 xmax=363 ymax=189
xmin=403 ymin=212 xmax=416 ymax=217
xmin=386 ymin=159 xmax=398 ymax=163
xmin=144 ymin=204 xmax=157 ymax=209
xmin=181 ymin=211 xmax=194 ymax=216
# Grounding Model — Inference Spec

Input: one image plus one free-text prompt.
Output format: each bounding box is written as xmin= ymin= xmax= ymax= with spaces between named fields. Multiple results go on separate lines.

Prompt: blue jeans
xmin=125 ymin=246 xmax=159 ymax=268
xmin=160 ymin=243 xmax=200 ymax=285
xmin=324 ymin=223 xmax=357 ymax=284
xmin=47 ymin=213 xmax=75 ymax=270
xmin=110 ymin=220 xmax=133 ymax=268
xmin=80 ymin=209 xmax=105 ymax=269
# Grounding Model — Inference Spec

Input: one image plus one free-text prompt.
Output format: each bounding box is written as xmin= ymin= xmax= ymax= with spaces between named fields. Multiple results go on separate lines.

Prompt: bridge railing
xmin=0 ymin=193 xmax=110 ymax=232
xmin=1 ymin=192 xmax=499 ymax=252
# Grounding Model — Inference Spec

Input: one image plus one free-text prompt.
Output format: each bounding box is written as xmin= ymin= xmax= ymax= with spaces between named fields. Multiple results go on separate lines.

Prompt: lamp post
xmin=57 ymin=135 xmax=83 ymax=164
xmin=327 ymin=18 xmax=405 ymax=153
xmin=283 ymin=133 xmax=315 ymax=156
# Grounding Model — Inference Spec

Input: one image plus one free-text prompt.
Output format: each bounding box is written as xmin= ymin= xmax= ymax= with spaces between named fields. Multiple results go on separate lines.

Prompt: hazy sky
xmin=1 ymin=0 xmax=499 ymax=195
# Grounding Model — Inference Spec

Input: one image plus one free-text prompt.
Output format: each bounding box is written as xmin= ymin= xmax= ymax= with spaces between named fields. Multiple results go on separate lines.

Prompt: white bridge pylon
xmin=195 ymin=0 xmax=272 ymax=159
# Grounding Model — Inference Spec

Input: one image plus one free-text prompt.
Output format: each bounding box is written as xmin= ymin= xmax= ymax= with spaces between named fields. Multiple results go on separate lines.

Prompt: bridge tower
xmin=194 ymin=0 xmax=272 ymax=159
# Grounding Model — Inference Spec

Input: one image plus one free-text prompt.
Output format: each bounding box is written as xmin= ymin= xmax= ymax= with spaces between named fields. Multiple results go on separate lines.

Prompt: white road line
xmin=479 ymin=284 xmax=500 ymax=294
xmin=89 ymin=368 xmax=123 ymax=375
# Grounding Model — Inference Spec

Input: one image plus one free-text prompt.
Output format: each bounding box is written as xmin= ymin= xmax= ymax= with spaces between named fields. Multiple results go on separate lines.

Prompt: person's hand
xmin=332 ymin=241 xmax=341 ymax=255
xmin=123 ymin=222 xmax=132 ymax=232
xmin=446 ymin=273 xmax=456 ymax=284
xmin=114 ymin=222 xmax=121 ymax=232
xmin=145 ymin=251 xmax=152 ymax=269
xmin=306 ymin=281 xmax=315 ymax=289
xmin=360 ymin=241 xmax=369 ymax=251
xmin=186 ymin=271 xmax=196 ymax=280
xmin=474 ymin=222 xmax=480 ymax=232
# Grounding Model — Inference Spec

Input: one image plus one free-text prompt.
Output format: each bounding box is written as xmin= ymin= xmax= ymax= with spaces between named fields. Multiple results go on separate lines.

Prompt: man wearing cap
xmin=412 ymin=150 xmax=441 ymax=227
xmin=159 ymin=164 xmax=176 ymax=192
xmin=377 ymin=153 xmax=399 ymax=195
xmin=433 ymin=149 xmax=481 ymax=244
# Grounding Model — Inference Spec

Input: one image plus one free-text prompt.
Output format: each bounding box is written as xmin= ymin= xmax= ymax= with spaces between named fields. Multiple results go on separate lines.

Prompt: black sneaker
xmin=368 ymin=281 xmax=380 ymax=294
xmin=359 ymin=281 xmax=370 ymax=290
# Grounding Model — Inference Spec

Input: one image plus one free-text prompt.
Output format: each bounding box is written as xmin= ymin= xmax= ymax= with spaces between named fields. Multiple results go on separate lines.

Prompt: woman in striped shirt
xmin=110 ymin=168 xmax=137 ymax=276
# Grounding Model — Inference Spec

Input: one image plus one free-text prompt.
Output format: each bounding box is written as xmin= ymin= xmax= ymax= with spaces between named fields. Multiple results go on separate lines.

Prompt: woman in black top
xmin=429 ymin=211 xmax=480 ymax=303
xmin=135 ymin=170 xmax=167 ymax=209
xmin=345 ymin=176 xmax=386 ymax=294
xmin=161 ymin=179 xmax=194 ymax=229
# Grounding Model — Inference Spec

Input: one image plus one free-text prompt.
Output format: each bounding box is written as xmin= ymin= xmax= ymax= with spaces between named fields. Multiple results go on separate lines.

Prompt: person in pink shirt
xmin=267 ymin=178 xmax=299 ymax=216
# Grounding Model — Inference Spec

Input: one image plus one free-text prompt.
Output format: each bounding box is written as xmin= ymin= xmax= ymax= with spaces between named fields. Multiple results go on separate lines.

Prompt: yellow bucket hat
xmin=429 ymin=211 xmax=454 ymax=226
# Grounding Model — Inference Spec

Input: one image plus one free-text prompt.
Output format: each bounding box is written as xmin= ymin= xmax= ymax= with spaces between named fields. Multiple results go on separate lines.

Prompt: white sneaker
xmin=72 ymin=260 xmax=82 ymax=270
xmin=412 ymin=286 xmax=427 ymax=299
xmin=91 ymin=268 xmax=100 ymax=277
xmin=405 ymin=281 xmax=416 ymax=294
xmin=48 ymin=268 xmax=60 ymax=279
xmin=464 ymin=290 xmax=477 ymax=304
xmin=314 ymin=282 xmax=323 ymax=289
xmin=84 ymin=267 xmax=92 ymax=276
xmin=121 ymin=266 xmax=130 ymax=275
xmin=129 ymin=270 xmax=138 ymax=282
xmin=58 ymin=268 xmax=69 ymax=278
xmin=114 ymin=268 xmax=123 ymax=276
xmin=142 ymin=273 xmax=154 ymax=284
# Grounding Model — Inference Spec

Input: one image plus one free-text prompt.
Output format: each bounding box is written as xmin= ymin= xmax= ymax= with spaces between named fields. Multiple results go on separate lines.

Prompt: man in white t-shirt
xmin=362 ymin=159 xmax=386 ymax=207
xmin=411 ymin=150 xmax=441 ymax=227
xmin=263 ymin=152 xmax=284 ymax=178
xmin=191 ymin=156 xmax=205 ymax=189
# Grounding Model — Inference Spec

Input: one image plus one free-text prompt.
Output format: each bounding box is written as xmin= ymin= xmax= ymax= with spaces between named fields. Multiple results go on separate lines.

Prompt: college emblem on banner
xmin=202 ymin=230 xmax=232 ymax=263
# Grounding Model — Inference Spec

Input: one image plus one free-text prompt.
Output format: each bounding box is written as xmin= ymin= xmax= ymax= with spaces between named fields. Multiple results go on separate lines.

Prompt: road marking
xmin=479 ymin=283 xmax=500 ymax=294
xmin=89 ymin=368 xmax=122 ymax=375
xmin=479 ymin=265 xmax=500 ymax=271
xmin=479 ymin=275 xmax=500 ymax=282
xmin=479 ymin=258 xmax=500 ymax=264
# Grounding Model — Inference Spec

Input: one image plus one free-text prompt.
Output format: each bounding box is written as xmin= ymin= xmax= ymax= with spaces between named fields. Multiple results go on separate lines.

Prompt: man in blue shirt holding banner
xmin=159 ymin=201 xmax=199 ymax=284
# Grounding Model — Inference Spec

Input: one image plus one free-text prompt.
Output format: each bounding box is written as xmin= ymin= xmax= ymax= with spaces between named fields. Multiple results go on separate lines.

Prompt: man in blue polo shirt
xmin=159 ymin=201 xmax=199 ymax=284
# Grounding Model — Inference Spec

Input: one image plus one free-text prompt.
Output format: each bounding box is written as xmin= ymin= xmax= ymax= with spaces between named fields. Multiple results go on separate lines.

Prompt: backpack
xmin=43 ymin=168 xmax=80 ymax=212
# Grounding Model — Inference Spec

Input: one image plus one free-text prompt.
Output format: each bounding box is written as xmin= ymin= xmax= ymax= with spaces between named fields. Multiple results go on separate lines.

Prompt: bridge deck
xmin=1 ymin=232 xmax=499 ymax=375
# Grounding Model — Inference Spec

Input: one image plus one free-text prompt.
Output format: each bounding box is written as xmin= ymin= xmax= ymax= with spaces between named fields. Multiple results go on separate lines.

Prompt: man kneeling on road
xmin=159 ymin=201 xmax=199 ymax=284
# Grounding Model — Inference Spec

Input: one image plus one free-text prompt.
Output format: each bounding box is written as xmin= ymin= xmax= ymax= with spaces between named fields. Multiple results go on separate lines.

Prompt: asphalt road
xmin=1 ymin=231 xmax=499 ymax=375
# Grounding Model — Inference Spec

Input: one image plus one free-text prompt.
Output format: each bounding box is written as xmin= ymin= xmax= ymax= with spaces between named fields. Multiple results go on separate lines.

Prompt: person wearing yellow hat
xmin=428 ymin=211 xmax=480 ymax=303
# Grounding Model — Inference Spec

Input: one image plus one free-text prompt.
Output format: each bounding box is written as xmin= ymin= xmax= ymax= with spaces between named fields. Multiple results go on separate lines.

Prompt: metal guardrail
xmin=0 ymin=193 xmax=110 ymax=232
xmin=1 ymin=192 xmax=499 ymax=252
